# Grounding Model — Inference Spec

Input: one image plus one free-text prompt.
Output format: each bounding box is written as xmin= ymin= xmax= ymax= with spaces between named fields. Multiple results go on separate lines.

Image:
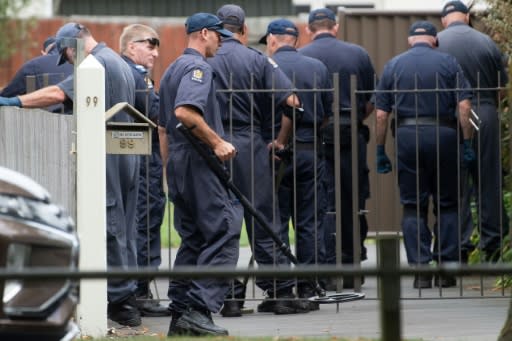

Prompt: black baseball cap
xmin=259 ymin=18 xmax=299 ymax=45
xmin=408 ymin=21 xmax=437 ymax=37
xmin=308 ymin=8 xmax=336 ymax=24
xmin=217 ymin=4 xmax=245 ymax=27
xmin=441 ymin=1 xmax=469 ymax=17
xmin=185 ymin=12 xmax=233 ymax=37
xmin=55 ymin=22 xmax=84 ymax=65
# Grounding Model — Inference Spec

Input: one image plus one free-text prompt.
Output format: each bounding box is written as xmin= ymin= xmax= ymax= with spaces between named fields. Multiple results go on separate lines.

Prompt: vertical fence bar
xmin=378 ymin=234 xmax=401 ymax=341
xmin=25 ymin=75 xmax=36 ymax=93
xmin=350 ymin=75 xmax=362 ymax=290
xmin=332 ymin=73 xmax=343 ymax=290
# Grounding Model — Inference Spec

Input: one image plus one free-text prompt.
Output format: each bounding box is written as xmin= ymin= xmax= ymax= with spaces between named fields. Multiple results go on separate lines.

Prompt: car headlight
xmin=3 ymin=243 xmax=31 ymax=304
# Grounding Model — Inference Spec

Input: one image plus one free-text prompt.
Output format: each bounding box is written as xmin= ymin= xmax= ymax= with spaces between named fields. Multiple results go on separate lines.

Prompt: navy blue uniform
xmin=159 ymin=48 xmax=243 ymax=313
xmin=122 ymin=55 xmax=166 ymax=295
xmin=300 ymin=33 xmax=375 ymax=265
xmin=207 ymin=38 xmax=296 ymax=297
xmin=438 ymin=21 xmax=510 ymax=259
xmin=59 ymin=43 xmax=139 ymax=303
xmin=271 ymin=45 xmax=332 ymax=291
xmin=0 ymin=54 xmax=73 ymax=114
xmin=376 ymin=43 xmax=472 ymax=264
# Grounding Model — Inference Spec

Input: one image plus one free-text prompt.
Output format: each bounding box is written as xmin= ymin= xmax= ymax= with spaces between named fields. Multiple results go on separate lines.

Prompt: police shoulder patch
xmin=267 ymin=57 xmax=279 ymax=69
xmin=191 ymin=69 xmax=204 ymax=83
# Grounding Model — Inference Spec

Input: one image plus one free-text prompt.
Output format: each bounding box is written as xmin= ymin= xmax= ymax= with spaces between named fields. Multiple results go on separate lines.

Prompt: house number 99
xmin=119 ymin=139 xmax=135 ymax=149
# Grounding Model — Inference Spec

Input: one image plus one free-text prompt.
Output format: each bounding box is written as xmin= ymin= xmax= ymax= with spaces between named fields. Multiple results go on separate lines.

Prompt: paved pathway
xmin=110 ymin=242 xmax=510 ymax=341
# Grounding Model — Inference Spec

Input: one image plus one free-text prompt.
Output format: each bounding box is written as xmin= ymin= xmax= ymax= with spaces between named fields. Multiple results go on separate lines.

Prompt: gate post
xmin=377 ymin=234 xmax=402 ymax=341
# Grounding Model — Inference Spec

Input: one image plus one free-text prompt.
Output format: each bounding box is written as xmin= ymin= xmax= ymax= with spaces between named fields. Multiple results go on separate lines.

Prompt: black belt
xmin=397 ymin=117 xmax=457 ymax=129
xmin=294 ymin=142 xmax=316 ymax=151
xmin=326 ymin=115 xmax=362 ymax=126
xmin=222 ymin=119 xmax=260 ymax=128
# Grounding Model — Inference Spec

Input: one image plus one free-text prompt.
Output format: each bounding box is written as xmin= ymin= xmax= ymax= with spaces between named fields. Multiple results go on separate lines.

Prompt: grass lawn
xmin=160 ymin=201 xmax=295 ymax=248
xmin=95 ymin=337 xmax=423 ymax=341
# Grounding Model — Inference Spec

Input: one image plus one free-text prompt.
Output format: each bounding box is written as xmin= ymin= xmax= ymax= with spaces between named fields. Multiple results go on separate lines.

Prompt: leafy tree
xmin=483 ymin=1 xmax=512 ymax=340
xmin=481 ymin=0 xmax=512 ymax=188
xmin=482 ymin=0 xmax=512 ymax=56
xmin=0 ymin=0 xmax=33 ymax=61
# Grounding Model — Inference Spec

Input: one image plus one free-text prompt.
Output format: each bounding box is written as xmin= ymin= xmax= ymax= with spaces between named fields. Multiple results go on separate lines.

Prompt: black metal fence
xmin=1 ymin=70 xmax=511 ymax=340
xmin=156 ymin=71 xmax=511 ymax=300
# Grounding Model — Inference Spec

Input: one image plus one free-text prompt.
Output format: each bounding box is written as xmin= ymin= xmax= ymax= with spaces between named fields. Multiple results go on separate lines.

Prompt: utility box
xmin=105 ymin=102 xmax=157 ymax=155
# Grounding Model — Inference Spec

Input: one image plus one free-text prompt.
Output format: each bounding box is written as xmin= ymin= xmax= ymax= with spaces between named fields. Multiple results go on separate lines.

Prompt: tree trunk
xmin=499 ymin=297 xmax=512 ymax=341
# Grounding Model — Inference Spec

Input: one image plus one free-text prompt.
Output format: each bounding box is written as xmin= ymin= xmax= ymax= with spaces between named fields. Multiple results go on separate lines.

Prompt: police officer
xmin=158 ymin=13 xmax=243 ymax=336
xmin=375 ymin=21 xmax=473 ymax=288
xmin=262 ymin=18 xmax=332 ymax=308
xmin=0 ymin=22 xmax=141 ymax=326
xmin=207 ymin=5 xmax=306 ymax=317
xmin=0 ymin=35 xmax=73 ymax=114
xmin=299 ymin=8 xmax=375 ymax=289
xmin=119 ymin=24 xmax=170 ymax=317
xmin=437 ymin=0 xmax=509 ymax=262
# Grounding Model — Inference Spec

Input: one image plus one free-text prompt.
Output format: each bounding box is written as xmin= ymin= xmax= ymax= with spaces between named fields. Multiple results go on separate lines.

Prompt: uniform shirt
xmin=207 ymin=37 xmax=292 ymax=128
xmin=58 ymin=43 xmax=135 ymax=121
xmin=437 ymin=21 xmax=508 ymax=106
xmin=159 ymin=48 xmax=224 ymax=146
xmin=272 ymin=45 xmax=333 ymax=142
xmin=122 ymin=55 xmax=160 ymax=144
xmin=376 ymin=43 xmax=472 ymax=118
xmin=1 ymin=54 xmax=73 ymax=113
xmin=58 ymin=42 xmax=137 ymax=219
xmin=299 ymin=33 xmax=375 ymax=119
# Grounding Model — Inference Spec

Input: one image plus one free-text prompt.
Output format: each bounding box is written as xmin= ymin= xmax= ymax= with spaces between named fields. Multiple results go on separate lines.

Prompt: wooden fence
xmin=0 ymin=107 xmax=76 ymax=219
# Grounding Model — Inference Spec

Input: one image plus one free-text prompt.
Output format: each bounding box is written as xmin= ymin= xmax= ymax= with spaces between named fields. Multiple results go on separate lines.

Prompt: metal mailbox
xmin=105 ymin=102 xmax=157 ymax=155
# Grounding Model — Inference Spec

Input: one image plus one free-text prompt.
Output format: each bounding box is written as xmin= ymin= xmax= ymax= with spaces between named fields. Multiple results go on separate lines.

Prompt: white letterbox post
xmin=76 ymin=54 xmax=107 ymax=337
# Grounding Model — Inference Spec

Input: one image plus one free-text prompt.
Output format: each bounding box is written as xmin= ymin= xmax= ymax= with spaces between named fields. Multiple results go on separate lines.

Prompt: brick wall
xmin=0 ymin=17 xmax=310 ymax=91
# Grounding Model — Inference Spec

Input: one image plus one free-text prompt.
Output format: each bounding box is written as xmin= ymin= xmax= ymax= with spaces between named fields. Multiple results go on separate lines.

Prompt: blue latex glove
xmin=463 ymin=139 xmax=476 ymax=170
xmin=0 ymin=96 xmax=21 ymax=107
xmin=376 ymin=144 xmax=392 ymax=174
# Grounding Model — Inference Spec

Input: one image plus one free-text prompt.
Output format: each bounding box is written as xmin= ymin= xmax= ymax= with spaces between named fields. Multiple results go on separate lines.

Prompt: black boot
xmin=343 ymin=276 xmax=365 ymax=289
xmin=220 ymin=300 xmax=242 ymax=317
xmin=413 ymin=274 xmax=432 ymax=289
xmin=257 ymin=291 xmax=310 ymax=315
xmin=168 ymin=311 xmax=192 ymax=336
xmin=108 ymin=295 xmax=141 ymax=327
xmin=434 ymin=275 xmax=456 ymax=288
xmin=135 ymin=290 xmax=171 ymax=317
xmin=298 ymin=286 xmax=320 ymax=311
xmin=175 ymin=306 xmax=228 ymax=336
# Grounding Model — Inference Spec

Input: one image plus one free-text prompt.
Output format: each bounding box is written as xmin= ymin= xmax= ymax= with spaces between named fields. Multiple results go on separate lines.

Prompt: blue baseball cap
xmin=185 ymin=13 xmax=233 ymax=37
xmin=55 ymin=22 xmax=84 ymax=65
xmin=217 ymin=4 xmax=245 ymax=27
xmin=441 ymin=1 xmax=469 ymax=17
xmin=258 ymin=18 xmax=299 ymax=45
xmin=308 ymin=8 xmax=336 ymax=24
xmin=43 ymin=36 xmax=56 ymax=51
xmin=408 ymin=21 xmax=437 ymax=37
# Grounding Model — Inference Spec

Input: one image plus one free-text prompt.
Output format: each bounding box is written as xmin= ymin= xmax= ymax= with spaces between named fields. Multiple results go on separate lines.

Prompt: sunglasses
xmin=132 ymin=37 xmax=160 ymax=47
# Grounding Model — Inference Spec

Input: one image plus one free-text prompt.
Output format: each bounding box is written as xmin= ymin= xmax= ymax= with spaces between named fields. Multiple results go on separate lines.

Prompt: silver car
xmin=0 ymin=167 xmax=79 ymax=341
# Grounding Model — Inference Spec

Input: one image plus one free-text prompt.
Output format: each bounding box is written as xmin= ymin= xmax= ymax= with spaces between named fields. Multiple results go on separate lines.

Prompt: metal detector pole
xmin=176 ymin=123 xmax=326 ymax=297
